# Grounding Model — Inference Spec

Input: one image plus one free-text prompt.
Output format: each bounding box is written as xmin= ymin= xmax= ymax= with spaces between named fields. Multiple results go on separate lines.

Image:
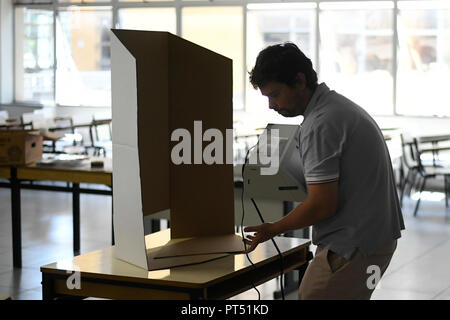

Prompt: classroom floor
xmin=0 ymin=185 xmax=449 ymax=300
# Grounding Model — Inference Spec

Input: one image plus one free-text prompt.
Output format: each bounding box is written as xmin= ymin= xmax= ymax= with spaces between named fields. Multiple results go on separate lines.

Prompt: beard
xmin=277 ymin=109 xmax=301 ymax=117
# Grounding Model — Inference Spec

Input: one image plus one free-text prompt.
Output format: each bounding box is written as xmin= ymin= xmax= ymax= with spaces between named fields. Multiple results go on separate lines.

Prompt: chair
xmin=406 ymin=137 xmax=450 ymax=217
xmin=399 ymin=133 xmax=420 ymax=207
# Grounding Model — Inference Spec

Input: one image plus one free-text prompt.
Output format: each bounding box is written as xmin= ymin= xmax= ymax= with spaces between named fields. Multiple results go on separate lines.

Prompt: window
xmin=55 ymin=6 xmax=112 ymax=107
xmin=246 ymin=3 xmax=316 ymax=117
xmin=319 ymin=1 xmax=394 ymax=115
xmin=397 ymin=1 xmax=450 ymax=116
xmin=7 ymin=0 xmax=450 ymax=118
xmin=117 ymin=8 xmax=176 ymax=33
xmin=15 ymin=8 xmax=54 ymax=104
xmin=182 ymin=6 xmax=244 ymax=110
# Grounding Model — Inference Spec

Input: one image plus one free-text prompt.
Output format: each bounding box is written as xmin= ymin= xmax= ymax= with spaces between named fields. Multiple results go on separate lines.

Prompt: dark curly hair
xmin=249 ymin=42 xmax=318 ymax=91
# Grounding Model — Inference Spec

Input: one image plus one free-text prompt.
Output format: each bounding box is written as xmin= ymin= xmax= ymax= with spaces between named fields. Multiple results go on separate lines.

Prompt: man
xmin=244 ymin=43 xmax=405 ymax=300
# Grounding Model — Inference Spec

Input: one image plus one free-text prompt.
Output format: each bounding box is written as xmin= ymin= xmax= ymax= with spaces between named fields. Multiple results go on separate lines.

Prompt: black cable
xmin=241 ymin=144 xmax=261 ymax=300
xmin=240 ymin=141 xmax=286 ymax=300
xmin=250 ymin=198 xmax=285 ymax=300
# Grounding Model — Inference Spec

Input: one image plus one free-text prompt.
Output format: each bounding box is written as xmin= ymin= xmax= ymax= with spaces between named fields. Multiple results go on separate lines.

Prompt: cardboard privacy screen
xmin=111 ymin=29 xmax=244 ymax=270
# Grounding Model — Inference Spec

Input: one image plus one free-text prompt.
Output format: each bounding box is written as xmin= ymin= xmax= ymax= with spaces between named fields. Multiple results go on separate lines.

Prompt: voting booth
xmin=110 ymin=29 xmax=244 ymax=270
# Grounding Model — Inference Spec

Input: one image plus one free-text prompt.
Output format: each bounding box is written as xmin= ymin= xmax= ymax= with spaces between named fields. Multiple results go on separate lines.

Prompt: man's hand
xmin=243 ymin=222 xmax=278 ymax=254
xmin=242 ymin=181 xmax=338 ymax=254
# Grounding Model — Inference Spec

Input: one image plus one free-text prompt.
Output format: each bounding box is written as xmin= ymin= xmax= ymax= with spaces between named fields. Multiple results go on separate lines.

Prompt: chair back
xmin=411 ymin=137 xmax=426 ymax=172
xmin=400 ymin=133 xmax=419 ymax=170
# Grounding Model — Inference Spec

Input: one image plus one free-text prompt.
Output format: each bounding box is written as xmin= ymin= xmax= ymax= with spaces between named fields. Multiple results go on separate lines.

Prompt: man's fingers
xmin=244 ymin=226 xmax=259 ymax=232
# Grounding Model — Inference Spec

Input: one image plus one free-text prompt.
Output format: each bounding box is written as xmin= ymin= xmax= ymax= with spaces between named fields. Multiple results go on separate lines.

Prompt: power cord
xmin=250 ymin=198 xmax=285 ymax=300
xmin=241 ymin=144 xmax=261 ymax=300
xmin=240 ymin=143 xmax=286 ymax=300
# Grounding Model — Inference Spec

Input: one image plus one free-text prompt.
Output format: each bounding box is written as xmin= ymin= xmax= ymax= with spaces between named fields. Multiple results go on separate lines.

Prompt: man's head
xmin=249 ymin=43 xmax=318 ymax=117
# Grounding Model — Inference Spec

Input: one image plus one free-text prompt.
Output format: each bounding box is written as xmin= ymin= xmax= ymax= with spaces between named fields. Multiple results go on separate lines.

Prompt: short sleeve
xmin=300 ymin=120 xmax=345 ymax=185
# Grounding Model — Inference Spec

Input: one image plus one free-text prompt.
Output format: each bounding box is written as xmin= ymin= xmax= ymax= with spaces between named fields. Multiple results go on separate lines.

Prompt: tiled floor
xmin=0 ymin=184 xmax=449 ymax=300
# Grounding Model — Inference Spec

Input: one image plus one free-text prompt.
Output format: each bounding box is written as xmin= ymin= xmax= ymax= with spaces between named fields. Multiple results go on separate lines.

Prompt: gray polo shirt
xmin=300 ymin=83 xmax=405 ymax=259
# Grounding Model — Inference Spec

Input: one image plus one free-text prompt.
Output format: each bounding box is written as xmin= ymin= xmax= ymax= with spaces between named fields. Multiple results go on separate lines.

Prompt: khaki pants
xmin=298 ymin=240 xmax=397 ymax=300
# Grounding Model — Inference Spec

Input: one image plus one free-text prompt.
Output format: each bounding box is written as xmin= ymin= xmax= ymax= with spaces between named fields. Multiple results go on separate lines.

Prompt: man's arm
xmin=243 ymin=181 xmax=338 ymax=253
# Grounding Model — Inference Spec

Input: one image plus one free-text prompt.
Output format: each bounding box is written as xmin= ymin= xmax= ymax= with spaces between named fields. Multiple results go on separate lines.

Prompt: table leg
xmin=11 ymin=167 xmax=22 ymax=268
xmin=73 ymin=183 xmax=80 ymax=255
xmin=41 ymin=273 xmax=56 ymax=300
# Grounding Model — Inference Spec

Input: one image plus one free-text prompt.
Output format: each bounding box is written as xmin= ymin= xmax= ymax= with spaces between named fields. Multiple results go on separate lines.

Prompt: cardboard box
xmin=0 ymin=130 xmax=43 ymax=166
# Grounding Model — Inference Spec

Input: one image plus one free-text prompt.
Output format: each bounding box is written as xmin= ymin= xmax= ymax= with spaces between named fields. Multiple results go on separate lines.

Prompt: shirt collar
xmin=303 ymin=82 xmax=330 ymax=119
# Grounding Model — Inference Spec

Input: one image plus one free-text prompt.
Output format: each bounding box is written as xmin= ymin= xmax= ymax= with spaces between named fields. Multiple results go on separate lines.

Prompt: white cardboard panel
xmin=112 ymin=143 xmax=148 ymax=269
xmin=154 ymin=234 xmax=244 ymax=259
xmin=111 ymin=32 xmax=139 ymax=149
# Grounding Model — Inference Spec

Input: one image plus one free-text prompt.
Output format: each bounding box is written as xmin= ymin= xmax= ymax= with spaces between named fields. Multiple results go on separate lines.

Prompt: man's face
xmin=259 ymin=75 xmax=311 ymax=117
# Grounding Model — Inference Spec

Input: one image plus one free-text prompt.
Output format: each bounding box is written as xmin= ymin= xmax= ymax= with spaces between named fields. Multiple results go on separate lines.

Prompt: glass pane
xmin=182 ymin=7 xmax=244 ymax=110
xmin=56 ymin=6 xmax=112 ymax=107
xmin=15 ymin=8 xmax=54 ymax=105
xmin=397 ymin=2 xmax=450 ymax=116
xmin=246 ymin=4 xmax=316 ymax=117
xmin=319 ymin=4 xmax=393 ymax=115
xmin=118 ymin=8 xmax=176 ymax=33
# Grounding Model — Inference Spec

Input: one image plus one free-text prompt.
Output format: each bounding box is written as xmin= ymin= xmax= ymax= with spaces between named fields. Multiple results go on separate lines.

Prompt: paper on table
xmin=146 ymin=246 xmax=228 ymax=271
xmin=154 ymin=234 xmax=244 ymax=259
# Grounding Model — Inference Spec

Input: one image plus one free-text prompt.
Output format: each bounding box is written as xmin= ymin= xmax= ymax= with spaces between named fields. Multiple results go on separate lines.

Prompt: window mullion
xmin=243 ymin=2 xmax=247 ymax=112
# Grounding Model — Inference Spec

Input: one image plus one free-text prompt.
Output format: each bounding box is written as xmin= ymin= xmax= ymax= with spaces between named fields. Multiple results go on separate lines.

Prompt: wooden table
xmin=41 ymin=229 xmax=311 ymax=300
xmin=0 ymin=121 xmax=32 ymax=129
xmin=0 ymin=158 xmax=113 ymax=268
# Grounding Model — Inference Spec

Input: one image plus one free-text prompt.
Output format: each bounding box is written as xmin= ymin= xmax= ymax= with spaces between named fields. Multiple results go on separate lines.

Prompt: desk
xmin=41 ymin=229 xmax=311 ymax=300
xmin=0 ymin=158 xmax=112 ymax=268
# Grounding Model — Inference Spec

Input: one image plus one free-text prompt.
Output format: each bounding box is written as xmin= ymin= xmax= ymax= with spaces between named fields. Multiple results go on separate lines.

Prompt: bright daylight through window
xmin=9 ymin=0 xmax=450 ymax=117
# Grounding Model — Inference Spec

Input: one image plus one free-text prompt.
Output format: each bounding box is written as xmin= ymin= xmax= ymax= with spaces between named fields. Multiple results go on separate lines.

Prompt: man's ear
xmin=295 ymin=72 xmax=307 ymax=90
